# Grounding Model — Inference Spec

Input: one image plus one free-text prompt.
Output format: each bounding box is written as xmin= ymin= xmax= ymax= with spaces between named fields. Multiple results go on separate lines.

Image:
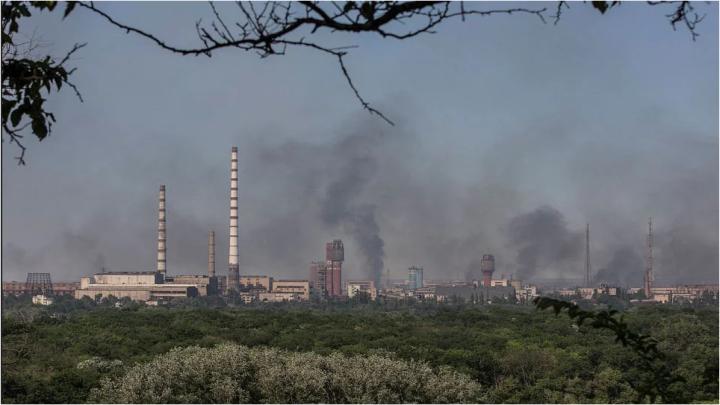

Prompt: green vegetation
xmin=2 ymin=296 xmax=718 ymax=403
xmin=89 ymin=343 xmax=481 ymax=403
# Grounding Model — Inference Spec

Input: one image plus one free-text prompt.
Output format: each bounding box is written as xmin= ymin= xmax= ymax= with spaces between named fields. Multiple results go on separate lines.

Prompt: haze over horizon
xmin=2 ymin=2 xmax=718 ymax=286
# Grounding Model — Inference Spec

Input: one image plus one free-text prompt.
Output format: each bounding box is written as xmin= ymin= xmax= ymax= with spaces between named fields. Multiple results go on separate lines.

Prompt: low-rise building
xmin=435 ymin=285 xmax=516 ymax=304
xmin=32 ymin=294 xmax=54 ymax=305
xmin=414 ymin=286 xmax=436 ymax=300
xmin=272 ymin=280 xmax=310 ymax=300
xmin=2 ymin=281 xmax=28 ymax=296
xmin=53 ymin=282 xmax=80 ymax=296
xmin=258 ymin=291 xmax=304 ymax=302
xmin=239 ymin=275 xmax=273 ymax=291
xmin=2 ymin=281 xmax=79 ymax=296
xmin=516 ymin=285 xmax=539 ymax=303
xmin=347 ymin=280 xmax=377 ymax=300
xmin=74 ymin=272 xmax=198 ymax=302
xmin=165 ymin=275 xmax=218 ymax=296
xmin=490 ymin=279 xmax=511 ymax=287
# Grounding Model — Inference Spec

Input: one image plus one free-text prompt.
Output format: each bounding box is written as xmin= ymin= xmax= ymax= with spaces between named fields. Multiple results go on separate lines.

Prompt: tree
xmin=533 ymin=296 xmax=686 ymax=403
xmin=1 ymin=1 xmax=82 ymax=165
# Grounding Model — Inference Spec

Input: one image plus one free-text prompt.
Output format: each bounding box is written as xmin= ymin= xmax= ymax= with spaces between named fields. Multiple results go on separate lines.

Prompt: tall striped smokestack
xmin=227 ymin=147 xmax=240 ymax=292
xmin=157 ymin=185 xmax=167 ymax=274
xmin=208 ymin=230 xmax=215 ymax=277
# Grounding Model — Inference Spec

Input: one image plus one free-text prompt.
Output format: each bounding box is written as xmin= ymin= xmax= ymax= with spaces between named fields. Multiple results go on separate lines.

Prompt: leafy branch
xmin=1 ymin=1 xmax=82 ymax=165
xmin=533 ymin=296 xmax=685 ymax=403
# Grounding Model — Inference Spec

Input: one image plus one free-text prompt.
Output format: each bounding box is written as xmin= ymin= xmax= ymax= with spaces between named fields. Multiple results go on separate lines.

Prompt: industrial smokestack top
xmin=326 ymin=239 xmax=344 ymax=262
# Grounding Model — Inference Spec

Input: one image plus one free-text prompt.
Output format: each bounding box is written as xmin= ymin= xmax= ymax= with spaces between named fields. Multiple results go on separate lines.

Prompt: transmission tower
xmin=644 ymin=218 xmax=654 ymax=298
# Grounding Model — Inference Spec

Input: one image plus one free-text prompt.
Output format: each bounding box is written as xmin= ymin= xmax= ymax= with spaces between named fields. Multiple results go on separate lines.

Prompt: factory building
xmin=435 ymin=285 xmax=516 ymax=304
xmin=239 ymin=275 xmax=273 ymax=291
xmin=272 ymin=280 xmax=310 ymax=299
xmin=408 ymin=266 xmax=424 ymax=290
xmin=347 ymin=280 xmax=377 ymax=300
xmin=74 ymin=272 xmax=198 ymax=302
xmin=3 ymin=281 xmax=80 ymax=296
xmin=309 ymin=240 xmax=344 ymax=298
xmin=165 ymin=275 xmax=218 ymax=296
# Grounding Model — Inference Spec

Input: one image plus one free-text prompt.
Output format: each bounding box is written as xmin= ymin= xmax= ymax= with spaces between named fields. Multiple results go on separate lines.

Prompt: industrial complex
xmin=3 ymin=147 xmax=717 ymax=306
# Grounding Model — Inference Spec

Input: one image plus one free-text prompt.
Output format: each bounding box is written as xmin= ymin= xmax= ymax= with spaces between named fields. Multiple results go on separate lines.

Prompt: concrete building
xmin=239 ymin=275 xmax=273 ymax=291
xmin=347 ymin=280 xmax=377 ymax=300
xmin=490 ymin=279 xmax=510 ymax=287
xmin=408 ymin=266 xmax=424 ymax=290
xmin=309 ymin=240 xmax=344 ymax=298
xmin=414 ymin=286 xmax=436 ymax=300
xmin=74 ymin=272 xmax=198 ymax=302
xmin=2 ymin=281 xmax=27 ymax=296
xmin=165 ymin=275 xmax=218 ymax=296
xmin=272 ymin=280 xmax=310 ymax=300
xmin=516 ymin=285 xmax=539 ymax=303
xmin=3 ymin=281 xmax=79 ymax=296
xmin=32 ymin=295 xmax=54 ymax=305
xmin=325 ymin=240 xmax=344 ymax=296
xmin=239 ymin=292 xmax=256 ymax=304
xmin=435 ymin=285 xmax=516 ymax=303
xmin=258 ymin=291 xmax=304 ymax=302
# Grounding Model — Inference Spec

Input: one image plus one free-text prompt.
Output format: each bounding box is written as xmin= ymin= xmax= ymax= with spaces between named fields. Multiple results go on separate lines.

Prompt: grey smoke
xmin=506 ymin=206 xmax=583 ymax=280
xmin=593 ymin=247 xmax=644 ymax=287
xmin=321 ymin=154 xmax=385 ymax=285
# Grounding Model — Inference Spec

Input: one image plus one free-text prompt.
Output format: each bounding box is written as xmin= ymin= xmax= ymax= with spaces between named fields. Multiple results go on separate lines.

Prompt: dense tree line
xmin=1 ymin=295 xmax=718 ymax=403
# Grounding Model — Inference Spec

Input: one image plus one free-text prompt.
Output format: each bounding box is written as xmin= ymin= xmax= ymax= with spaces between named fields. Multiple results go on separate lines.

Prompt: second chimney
xmin=157 ymin=185 xmax=167 ymax=274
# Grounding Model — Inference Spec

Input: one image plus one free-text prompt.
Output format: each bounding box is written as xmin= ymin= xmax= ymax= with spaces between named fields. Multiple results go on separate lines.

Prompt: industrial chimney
xmin=208 ymin=230 xmax=215 ymax=277
xmin=157 ymin=185 xmax=167 ymax=274
xmin=480 ymin=254 xmax=495 ymax=287
xmin=227 ymin=147 xmax=240 ymax=292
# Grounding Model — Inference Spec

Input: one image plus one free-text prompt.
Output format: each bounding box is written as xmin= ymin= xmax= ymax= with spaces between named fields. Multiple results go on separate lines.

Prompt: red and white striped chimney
xmin=227 ymin=147 xmax=240 ymax=292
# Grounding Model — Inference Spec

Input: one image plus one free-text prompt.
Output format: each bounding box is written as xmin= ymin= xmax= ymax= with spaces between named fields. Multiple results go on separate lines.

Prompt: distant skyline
xmin=2 ymin=2 xmax=718 ymax=285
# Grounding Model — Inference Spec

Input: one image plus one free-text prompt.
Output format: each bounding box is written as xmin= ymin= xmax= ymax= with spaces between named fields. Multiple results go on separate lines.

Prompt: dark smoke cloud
xmin=593 ymin=247 xmax=644 ymax=287
xmin=2 ymin=115 xmax=716 ymax=287
xmin=506 ymin=206 xmax=583 ymax=280
xmin=321 ymin=154 xmax=384 ymax=285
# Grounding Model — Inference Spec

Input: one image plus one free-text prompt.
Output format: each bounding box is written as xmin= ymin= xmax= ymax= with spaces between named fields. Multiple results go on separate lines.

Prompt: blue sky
xmin=2 ymin=2 xmax=717 ymax=285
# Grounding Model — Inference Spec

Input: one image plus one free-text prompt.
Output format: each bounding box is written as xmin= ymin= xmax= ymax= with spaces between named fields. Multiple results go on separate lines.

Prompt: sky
xmin=2 ymin=2 xmax=718 ymax=286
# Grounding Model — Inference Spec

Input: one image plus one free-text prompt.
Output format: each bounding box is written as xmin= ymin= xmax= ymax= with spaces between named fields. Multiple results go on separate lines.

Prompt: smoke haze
xmin=1 ymin=3 xmax=717 ymax=287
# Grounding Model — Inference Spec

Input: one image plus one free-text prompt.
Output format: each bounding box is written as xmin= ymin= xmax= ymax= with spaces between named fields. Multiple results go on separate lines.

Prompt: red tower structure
xmin=325 ymin=239 xmax=343 ymax=297
xmin=480 ymin=254 xmax=495 ymax=287
xmin=310 ymin=240 xmax=344 ymax=298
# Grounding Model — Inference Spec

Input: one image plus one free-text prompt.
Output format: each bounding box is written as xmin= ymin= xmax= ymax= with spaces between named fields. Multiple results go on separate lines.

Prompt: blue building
xmin=408 ymin=266 xmax=424 ymax=290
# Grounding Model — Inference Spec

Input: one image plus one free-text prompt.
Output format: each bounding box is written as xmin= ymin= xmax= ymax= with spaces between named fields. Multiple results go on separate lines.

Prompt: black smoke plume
xmin=506 ymin=206 xmax=583 ymax=279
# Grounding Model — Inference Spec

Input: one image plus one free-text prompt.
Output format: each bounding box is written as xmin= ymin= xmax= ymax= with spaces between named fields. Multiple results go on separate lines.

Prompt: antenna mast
xmin=644 ymin=217 xmax=654 ymax=298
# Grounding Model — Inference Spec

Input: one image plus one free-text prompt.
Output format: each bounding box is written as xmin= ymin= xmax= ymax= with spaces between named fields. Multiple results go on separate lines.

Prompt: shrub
xmin=89 ymin=343 xmax=482 ymax=403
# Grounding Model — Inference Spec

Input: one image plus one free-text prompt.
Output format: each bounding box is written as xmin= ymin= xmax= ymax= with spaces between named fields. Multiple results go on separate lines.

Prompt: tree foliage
xmin=1 ymin=0 xmax=82 ymax=165
xmin=533 ymin=296 xmax=686 ymax=403
xmin=89 ymin=343 xmax=482 ymax=403
xmin=1 ymin=300 xmax=717 ymax=403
